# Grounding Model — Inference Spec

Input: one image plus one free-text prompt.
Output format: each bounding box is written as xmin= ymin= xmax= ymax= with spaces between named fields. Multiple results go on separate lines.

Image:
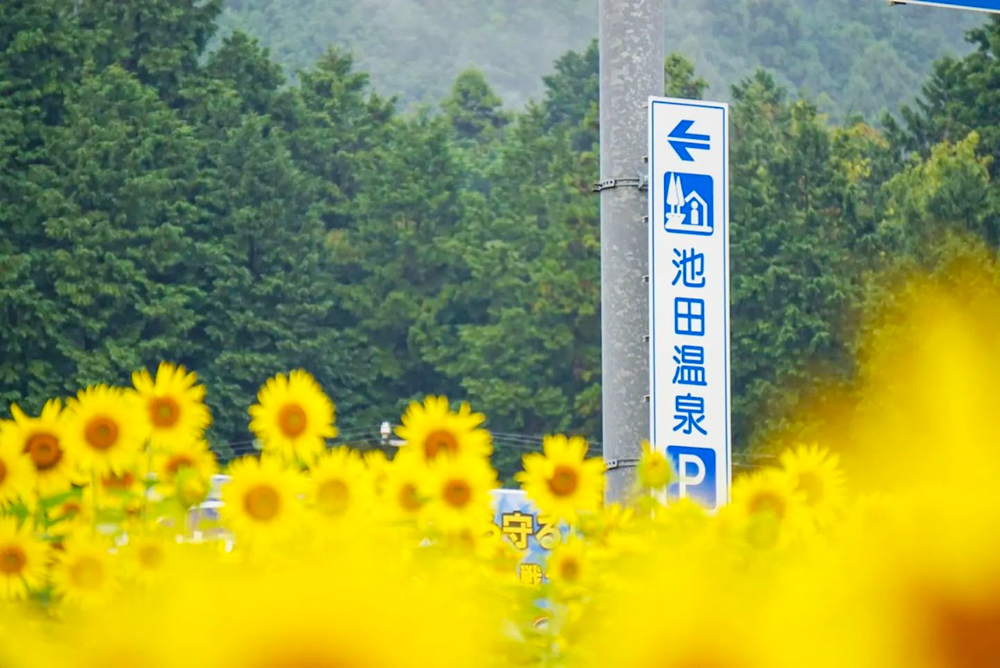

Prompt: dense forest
xmin=217 ymin=0 xmax=977 ymax=120
xmin=2 ymin=0 xmax=999 ymax=479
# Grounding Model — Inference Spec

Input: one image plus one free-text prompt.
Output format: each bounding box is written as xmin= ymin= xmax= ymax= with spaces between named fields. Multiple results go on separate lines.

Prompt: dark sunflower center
xmin=244 ymin=485 xmax=281 ymax=521
xmin=149 ymin=397 xmax=180 ymax=428
xmin=60 ymin=501 xmax=82 ymax=518
xmin=424 ymin=429 xmax=459 ymax=459
xmin=548 ymin=465 xmax=579 ymax=497
xmin=398 ymin=483 xmax=422 ymax=511
xmin=84 ymin=416 xmax=119 ymax=451
xmin=559 ymin=557 xmax=580 ymax=582
xmin=102 ymin=471 xmax=135 ymax=491
xmin=25 ymin=432 xmax=62 ymax=470
xmin=0 ymin=546 xmax=26 ymax=574
xmin=316 ymin=479 xmax=350 ymax=516
xmin=166 ymin=455 xmax=195 ymax=476
xmin=277 ymin=404 xmax=307 ymax=438
xmin=443 ymin=479 xmax=472 ymax=508
xmin=138 ymin=544 xmax=165 ymax=569
xmin=0 ymin=459 xmax=6 ymax=485
xmin=749 ymin=491 xmax=787 ymax=520
xmin=255 ymin=649 xmax=355 ymax=668
xmin=928 ymin=590 xmax=1000 ymax=668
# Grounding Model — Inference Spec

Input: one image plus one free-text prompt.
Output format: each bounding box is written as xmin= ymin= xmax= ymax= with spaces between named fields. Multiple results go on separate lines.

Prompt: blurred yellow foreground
xmin=3 ymin=258 xmax=1000 ymax=668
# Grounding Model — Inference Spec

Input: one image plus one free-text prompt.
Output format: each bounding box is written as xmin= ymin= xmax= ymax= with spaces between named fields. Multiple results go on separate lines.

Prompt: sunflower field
xmin=1 ymin=268 xmax=1000 ymax=668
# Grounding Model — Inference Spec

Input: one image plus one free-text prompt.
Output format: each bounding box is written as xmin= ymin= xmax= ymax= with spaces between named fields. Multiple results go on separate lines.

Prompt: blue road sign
xmin=663 ymin=172 xmax=714 ymax=236
xmin=649 ymin=97 xmax=731 ymax=510
xmin=667 ymin=119 xmax=711 ymax=161
xmin=889 ymin=0 xmax=999 ymax=12
xmin=666 ymin=445 xmax=717 ymax=508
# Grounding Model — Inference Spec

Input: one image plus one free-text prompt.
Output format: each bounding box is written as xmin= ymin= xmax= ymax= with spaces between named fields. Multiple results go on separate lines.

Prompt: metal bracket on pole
xmin=605 ymin=457 xmax=640 ymax=472
xmin=592 ymin=175 xmax=649 ymax=192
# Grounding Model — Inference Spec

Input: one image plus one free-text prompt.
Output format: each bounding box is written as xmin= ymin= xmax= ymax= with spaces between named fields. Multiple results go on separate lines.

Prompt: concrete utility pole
xmin=599 ymin=0 xmax=663 ymax=502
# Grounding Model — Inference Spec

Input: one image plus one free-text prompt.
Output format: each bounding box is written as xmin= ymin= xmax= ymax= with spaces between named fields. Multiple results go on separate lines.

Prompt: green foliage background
xmin=2 ymin=1 xmax=999 ymax=479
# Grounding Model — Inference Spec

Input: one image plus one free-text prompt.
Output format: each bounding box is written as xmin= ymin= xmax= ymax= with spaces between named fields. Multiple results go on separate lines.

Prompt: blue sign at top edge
xmin=890 ymin=0 xmax=999 ymax=13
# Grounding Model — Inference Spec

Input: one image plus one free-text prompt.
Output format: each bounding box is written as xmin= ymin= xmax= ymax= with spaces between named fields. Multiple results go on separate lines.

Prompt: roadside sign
xmin=888 ymin=0 xmax=999 ymax=13
xmin=648 ymin=97 xmax=731 ymax=510
xmin=490 ymin=489 xmax=565 ymax=585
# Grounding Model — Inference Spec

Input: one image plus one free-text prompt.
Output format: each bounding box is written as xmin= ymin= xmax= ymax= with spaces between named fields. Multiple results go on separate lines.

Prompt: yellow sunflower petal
xmin=247 ymin=370 xmax=336 ymax=465
xmin=395 ymin=396 xmax=492 ymax=462
xmin=0 ymin=518 xmax=48 ymax=601
xmin=64 ymin=385 xmax=146 ymax=476
xmin=515 ymin=434 xmax=603 ymax=525
xmin=133 ymin=362 xmax=212 ymax=450
xmin=0 ymin=399 xmax=76 ymax=498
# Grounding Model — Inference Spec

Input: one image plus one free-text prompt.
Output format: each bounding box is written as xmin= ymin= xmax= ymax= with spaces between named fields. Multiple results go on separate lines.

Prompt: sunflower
xmin=0 ymin=437 xmax=32 ymax=506
xmin=363 ymin=449 xmax=390 ymax=493
xmin=779 ymin=443 xmax=846 ymax=528
xmin=395 ymin=396 xmax=492 ymax=462
xmin=308 ymin=447 xmax=373 ymax=521
xmin=516 ymin=434 xmax=605 ymax=525
xmin=730 ymin=468 xmax=808 ymax=550
xmin=248 ymin=370 xmax=336 ymax=465
xmin=51 ymin=535 xmax=117 ymax=607
xmin=48 ymin=492 xmax=91 ymax=539
xmin=419 ymin=454 xmax=497 ymax=533
xmin=547 ymin=535 xmax=592 ymax=590
xmin=0 ymin=399 xmax=76 ymax=497
xmin=121 ymin=532 xmax=184 ymax=586
xmin=151 ymin=438 xmax=218 ymax=498
xmin=220 ymin=455 xmax=304 ymax=546
xmin=174 ymin=467 xmax=212 ymax=509
xmin=64 ymin=385 xmax=146 ymax=476
xmin=637 ymin=440 xmax=673 ymax=490
xmin=379 ymin=451 xmax=430 ymax=522
xmin=0 ymin=518 xmax=48 ymax=601
xmin=480 ymin=530 xmax=524 ymax=577
xmin=132 ymin=362 xmax=212 ymax=450
xmin=580 ymin=502 xmax=641 ymax=554
xmin=94 ymin=468 xmax=146 ymax=517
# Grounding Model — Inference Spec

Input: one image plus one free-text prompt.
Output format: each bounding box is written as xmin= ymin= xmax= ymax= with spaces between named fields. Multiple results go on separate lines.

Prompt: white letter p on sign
xmin=677 ymin=453 xmax=706 ymax=498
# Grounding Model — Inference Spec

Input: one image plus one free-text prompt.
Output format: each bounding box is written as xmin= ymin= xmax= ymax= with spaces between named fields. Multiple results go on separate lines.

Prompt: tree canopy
xmin=2 ymin=1 xmax=999 ymax=479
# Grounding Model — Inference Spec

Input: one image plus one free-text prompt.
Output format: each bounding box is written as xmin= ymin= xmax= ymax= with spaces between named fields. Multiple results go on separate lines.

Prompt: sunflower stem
xmin=142 ymin=442 xmax=151 ymax=529
xmin=90 ymin=470 xmax=98 ymax=537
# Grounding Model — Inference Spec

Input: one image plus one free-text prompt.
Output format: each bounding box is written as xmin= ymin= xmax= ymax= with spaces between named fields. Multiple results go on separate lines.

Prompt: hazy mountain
xmin=218 ymin=0 xmax=978 ymax=119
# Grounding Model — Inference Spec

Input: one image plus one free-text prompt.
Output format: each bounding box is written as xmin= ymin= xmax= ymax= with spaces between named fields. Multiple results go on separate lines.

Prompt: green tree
xmin=204 ymin=31 xmax=286 ymax=117
xmin=888 ymin=17 xmax=1000 ymax=180
xmin=444 ymin=68 xmax=509 ymax=142
xmin=883 ymin=132 xmax=997 ymax=255
xmin=728 ymin=71 xmax=878 ymax=452
xmin=0 ymin=0 xmax=90 ymax=409
xmin=76 ymin=0 xmax=222 ymax=104
xmin=189 ymin=114 xmax=346 ymax=453
xmin=665 ymin=53 xmax=709 ymax=99
xmin=38 ymin=65 xmax=203 ymax=389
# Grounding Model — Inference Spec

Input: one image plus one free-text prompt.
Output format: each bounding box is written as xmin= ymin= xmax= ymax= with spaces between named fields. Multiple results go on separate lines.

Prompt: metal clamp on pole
xmin=592 ymin=175 xmax=649 ymax=192
xmin=604 ymin=457 xmax=641 ymax=472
